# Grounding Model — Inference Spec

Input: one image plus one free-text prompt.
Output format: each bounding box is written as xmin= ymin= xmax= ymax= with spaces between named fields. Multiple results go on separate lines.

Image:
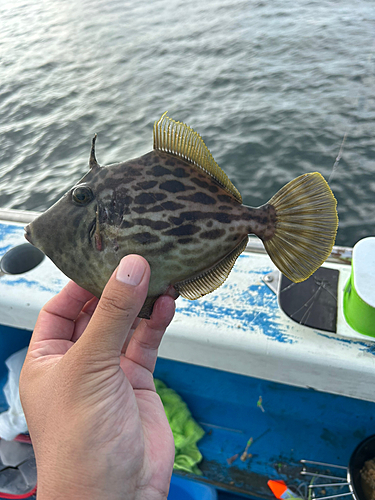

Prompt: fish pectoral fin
xmin=263 ymin=172 xmax=338 ymax=283
xmin=153 ymin=112 xmax=242 ymax=204
xmin=175 ymin=237 xmax=248 ymax=300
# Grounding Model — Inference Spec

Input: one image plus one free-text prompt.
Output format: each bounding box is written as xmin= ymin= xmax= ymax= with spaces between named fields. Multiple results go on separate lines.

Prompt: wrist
xmin=37 ymin=475 xmax=137 ymax=500
xmin=36 ymin=458 xmax=139 ymax=500
xmin=36 ymin=478 xmax=168 ymax=500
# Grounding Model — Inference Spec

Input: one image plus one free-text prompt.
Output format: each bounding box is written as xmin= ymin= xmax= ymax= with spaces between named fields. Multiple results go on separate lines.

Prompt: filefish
xmin=25 ymin=113 xmax=338 ymax=318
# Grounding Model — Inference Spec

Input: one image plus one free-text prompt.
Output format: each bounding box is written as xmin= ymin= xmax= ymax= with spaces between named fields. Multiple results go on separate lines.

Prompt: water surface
xmin=1 ymin=0 xmax=374 ymax=246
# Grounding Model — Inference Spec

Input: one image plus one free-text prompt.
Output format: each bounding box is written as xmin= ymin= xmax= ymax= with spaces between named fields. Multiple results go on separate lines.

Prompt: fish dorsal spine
xmin=153 ymin=112 xmax=242 ymax=204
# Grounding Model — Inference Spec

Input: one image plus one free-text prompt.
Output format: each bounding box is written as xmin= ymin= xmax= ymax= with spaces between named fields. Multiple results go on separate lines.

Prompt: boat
xmin=0 ymin=207 xmax=374 ymax=500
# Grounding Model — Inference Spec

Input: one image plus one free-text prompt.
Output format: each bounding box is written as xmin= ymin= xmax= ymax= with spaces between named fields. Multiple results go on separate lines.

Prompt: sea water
xmin=1 ymin=0 xmax=374 ymax=246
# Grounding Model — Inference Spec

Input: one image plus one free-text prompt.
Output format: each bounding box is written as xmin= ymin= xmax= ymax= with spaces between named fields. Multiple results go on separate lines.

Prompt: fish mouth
xmin=24 ymin=224 xmax=34 ymax=245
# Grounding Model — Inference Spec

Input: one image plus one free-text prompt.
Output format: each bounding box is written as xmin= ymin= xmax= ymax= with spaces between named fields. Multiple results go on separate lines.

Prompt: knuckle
xmin=133 ymin=335 xmax=157 ymax=352
xmin=96 ymin=291 xmax=135 ymax=319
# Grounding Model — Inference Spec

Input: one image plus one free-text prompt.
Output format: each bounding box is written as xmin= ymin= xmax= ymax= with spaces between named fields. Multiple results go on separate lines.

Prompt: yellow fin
xmin=153 ymin=112 xmax=242 ymax=204
xmin=264 ymin=172 xmax=338 ymax=283
xmin=174 ymin=237 xmax=248 ymax=300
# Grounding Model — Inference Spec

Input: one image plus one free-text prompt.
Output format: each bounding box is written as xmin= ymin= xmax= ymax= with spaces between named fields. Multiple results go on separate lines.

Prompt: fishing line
xmin=328 ymin=132 xmax=347 ymax=184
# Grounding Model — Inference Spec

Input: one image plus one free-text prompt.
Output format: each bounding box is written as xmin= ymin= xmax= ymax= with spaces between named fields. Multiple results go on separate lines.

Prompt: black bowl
xmin=348 ymin=435 xmax=375 ymax=500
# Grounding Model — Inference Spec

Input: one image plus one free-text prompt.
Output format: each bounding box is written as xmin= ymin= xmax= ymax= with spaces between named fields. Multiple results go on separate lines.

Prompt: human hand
xmin=19 ymin=255 xmax=176 ymax=500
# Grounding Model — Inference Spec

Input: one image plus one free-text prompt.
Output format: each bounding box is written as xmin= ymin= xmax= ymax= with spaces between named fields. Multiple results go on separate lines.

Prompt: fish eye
xmin=72 ymin=185 xmax=94 ymax=206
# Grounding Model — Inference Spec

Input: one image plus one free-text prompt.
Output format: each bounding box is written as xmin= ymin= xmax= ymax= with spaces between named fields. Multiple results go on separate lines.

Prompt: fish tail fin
xmin=261 ymin=172 xmax=338 ymax=283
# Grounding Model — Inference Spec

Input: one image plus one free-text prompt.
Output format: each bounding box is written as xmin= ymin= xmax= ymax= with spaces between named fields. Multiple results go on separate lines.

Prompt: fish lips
xmin=24 ymin=224 xmax=34 ymax=245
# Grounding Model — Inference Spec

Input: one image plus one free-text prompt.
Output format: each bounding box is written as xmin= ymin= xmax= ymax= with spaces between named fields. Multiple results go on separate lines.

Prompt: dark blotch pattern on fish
xmin=147 ymin=165 xmax=170 ymax=177
xmin=201 ymin=229 xmax=226 ymax=240
xmin=146 ymin=241 xmax=175 ymax=256
xmin=160 ymin=201 xmax=185 ymax=211
xmin=134 ymin=193 xmax=167 ymax=205
xmin=172 ymin=168 xmax=189 ymax=178
xmin=218 ymin=194 xmax=234 ymax=203
xmin=138 ymin=155 xmax=156 ymax=167
xmin=169 ymin=216 xmax=184 ymax=226
xmin=191 ymin=178 xmax=209 ymax=189
xmin=134 ymin=218 xmax=170 ymax=230
xmin=178 ymin=238 xmax=194 ymax=244
xmin=163 ymin=224 xmax=200 ymax=236
xmin=132 ymin=232 xmax=160 ymax=245
xmin=136 ymin=180 xmax=158 ymax=190
xmin=133 ymin=205 xmax=164 ymax=214
xmin=169 ymin=210 xmax=238 ymax=226
xmin=106 ymin=177 xmax=134 ymax=188
xmin=121 ymin=220 xmax=134 ymax=229
xmin=117 ymin=193 xmax=129 ymax=207
xmin=226 ymin=234 xmax=239 ymax=242
xmin=215 ymin=213 xmax=232 ymax=224
xmin=159 ymin=180 xmax=190 ymax=193
xmin=178 ymin=192 xmax=217 ymax=205
xmin=29 ymin=149 xmax=266 ymax=318
xmin=124 ymin=166 xmax=142 ymax=177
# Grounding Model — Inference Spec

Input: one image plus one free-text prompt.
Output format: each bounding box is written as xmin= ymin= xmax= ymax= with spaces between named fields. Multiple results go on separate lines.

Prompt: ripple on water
xmin=0 ymin=0 xmax=374 ymax=246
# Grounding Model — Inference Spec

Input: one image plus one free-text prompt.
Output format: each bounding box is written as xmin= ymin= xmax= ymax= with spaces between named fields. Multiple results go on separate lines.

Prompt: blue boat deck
xmin=154 ymin=357 xmax=372 ymax=498
xmin=0 ymin=325 xmax=371 ymax=499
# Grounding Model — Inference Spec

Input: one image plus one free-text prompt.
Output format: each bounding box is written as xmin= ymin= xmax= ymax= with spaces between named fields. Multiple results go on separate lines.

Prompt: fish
xmin=25 ymin=113 xmax=338 ymax=318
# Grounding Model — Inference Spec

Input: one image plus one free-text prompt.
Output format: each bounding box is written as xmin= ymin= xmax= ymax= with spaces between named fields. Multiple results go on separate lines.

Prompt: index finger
xmin=30 ymin=281 xmax=95 ymax=345
xmin=123 ymin=294 xmax=175 ymax=374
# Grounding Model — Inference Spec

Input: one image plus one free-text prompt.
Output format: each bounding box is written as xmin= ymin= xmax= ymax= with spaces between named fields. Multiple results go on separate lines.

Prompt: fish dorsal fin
xmin=153 ymin=112 xmax=242 ymax=204
xmin=174 ymin=236 xmax=248 ymax=300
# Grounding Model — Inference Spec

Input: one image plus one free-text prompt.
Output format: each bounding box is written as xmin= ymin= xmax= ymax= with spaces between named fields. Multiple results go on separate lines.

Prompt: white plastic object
xmin=0 ymin=348 xmax=28 ymax=440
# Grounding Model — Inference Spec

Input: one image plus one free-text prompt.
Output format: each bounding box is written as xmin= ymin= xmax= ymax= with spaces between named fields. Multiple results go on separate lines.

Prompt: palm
xmin=22 ymin=275 xmax=176 ymax=500
xmin=135 ymin=390 xmax=175 ymax=490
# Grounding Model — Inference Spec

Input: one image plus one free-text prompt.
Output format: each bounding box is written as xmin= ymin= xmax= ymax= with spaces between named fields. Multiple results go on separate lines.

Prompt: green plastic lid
xmin=343 ymin=237 xmax=375 ymax=337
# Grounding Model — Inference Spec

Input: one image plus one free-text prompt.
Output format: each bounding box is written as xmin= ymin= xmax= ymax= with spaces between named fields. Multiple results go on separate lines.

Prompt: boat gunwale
xmin=0 ymin=208 xmax=352 ymax=265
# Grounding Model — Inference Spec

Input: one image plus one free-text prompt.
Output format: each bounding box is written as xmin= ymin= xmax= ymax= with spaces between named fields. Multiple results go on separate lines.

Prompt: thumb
xmin=79 ymin=254 xmax=150 ymax=355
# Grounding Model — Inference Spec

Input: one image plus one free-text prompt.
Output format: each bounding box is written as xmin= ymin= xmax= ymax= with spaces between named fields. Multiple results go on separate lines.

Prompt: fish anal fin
xmin=154 ymin=112 xmax=242 ymax=204
xmin=175 ymin=237 xmax=248 ymax=300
